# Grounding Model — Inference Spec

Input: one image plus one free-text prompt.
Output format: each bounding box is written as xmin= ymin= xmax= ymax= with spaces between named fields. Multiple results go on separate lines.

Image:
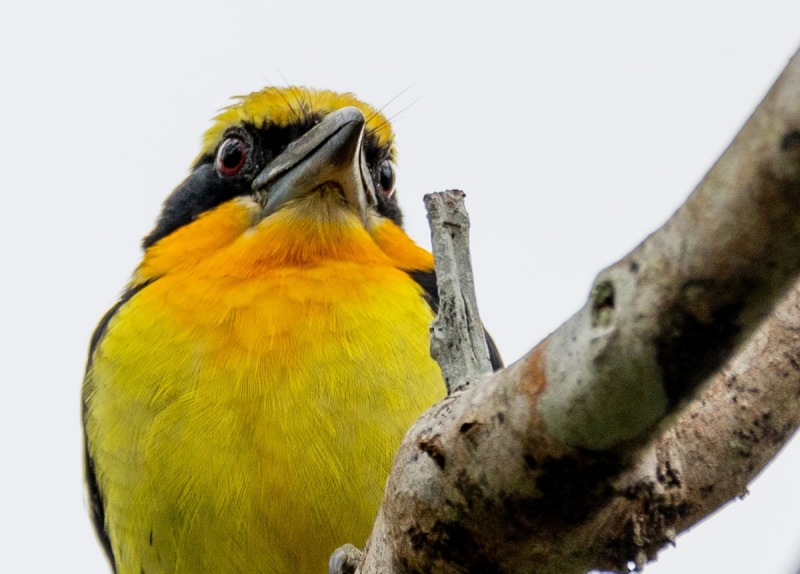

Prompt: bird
xmin=82 ymin=87 xmax=501 ymax=574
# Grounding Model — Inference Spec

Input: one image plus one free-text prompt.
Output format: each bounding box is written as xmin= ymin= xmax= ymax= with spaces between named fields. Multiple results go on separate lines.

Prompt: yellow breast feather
xmin=85 ymin=194 xmax=443 ymax=573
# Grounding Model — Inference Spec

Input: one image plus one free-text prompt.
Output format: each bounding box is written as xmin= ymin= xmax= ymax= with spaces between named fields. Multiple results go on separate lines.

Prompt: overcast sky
xmin=3 ymin=1 xmax=800 ymax=572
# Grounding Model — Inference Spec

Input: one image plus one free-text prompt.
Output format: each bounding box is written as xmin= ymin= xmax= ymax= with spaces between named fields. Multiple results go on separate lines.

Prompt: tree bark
xmin=347 ymin=48 xmax=800 ymax=573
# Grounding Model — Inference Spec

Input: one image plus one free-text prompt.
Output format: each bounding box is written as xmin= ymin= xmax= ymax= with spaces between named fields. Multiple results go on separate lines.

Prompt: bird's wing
xmin=82 ymin=280 xmax=153 ymax=572
xmin=408 ymin=270 xmax=504 ymax=371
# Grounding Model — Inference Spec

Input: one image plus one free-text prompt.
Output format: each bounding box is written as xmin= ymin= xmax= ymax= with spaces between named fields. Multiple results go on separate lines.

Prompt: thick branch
xmin=352 ymin=48 xmax=800 ymax=573
xmin=597 ymin=283 xmax=800 ymax=570
xmin=539 ymin=47 xmax=800 ymax=450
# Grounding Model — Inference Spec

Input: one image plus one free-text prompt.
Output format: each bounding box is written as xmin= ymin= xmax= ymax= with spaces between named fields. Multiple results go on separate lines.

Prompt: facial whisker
xmin=272 ymin=74 xmax=302 ymax=124
xmin=365 ymin=83 xmax=417 ymax=124
xmin=300 ymin=86 xmax=316 ymax=125
xmin=368 ymin=95 xmax=423 ymax=139
xmin=277 ymin=70 xmax=312 ymax=125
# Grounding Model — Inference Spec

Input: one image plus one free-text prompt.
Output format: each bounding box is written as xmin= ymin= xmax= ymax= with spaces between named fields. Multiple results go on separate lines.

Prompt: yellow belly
xmin=85 ymin=257 xmax=442 ymax=573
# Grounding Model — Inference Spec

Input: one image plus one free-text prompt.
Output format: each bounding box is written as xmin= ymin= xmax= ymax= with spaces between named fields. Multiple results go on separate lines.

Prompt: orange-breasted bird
xmin=82 ymin=87 xmax=500 ymax=574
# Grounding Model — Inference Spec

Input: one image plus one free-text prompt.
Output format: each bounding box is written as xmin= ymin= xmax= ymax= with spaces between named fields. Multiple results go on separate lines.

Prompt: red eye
xmin=378 ymin=160 xmax=396 ymax=197
xmin=215 ymin=137 xmax=247 ymax=176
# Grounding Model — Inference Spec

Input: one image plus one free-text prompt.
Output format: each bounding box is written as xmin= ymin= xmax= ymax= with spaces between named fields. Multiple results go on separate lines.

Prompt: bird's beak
xmin=251 ymin=106 xmax=378 ymax=223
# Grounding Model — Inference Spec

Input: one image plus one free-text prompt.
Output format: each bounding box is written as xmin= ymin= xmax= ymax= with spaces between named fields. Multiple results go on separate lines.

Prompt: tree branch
xmin=425 ymin=190 xmax=493 ymax=393
xmin=350 ymin=48 xmax=800 ymax=573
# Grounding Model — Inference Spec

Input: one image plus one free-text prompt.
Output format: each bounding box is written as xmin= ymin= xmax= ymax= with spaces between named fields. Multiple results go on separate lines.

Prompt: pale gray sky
xmin=2 ymin=1 xmax=799 ymax=572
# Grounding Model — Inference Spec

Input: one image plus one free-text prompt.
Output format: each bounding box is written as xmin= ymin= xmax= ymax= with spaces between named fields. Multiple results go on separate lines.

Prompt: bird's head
xmin=135 ymin=87 xmax=432 ymax=282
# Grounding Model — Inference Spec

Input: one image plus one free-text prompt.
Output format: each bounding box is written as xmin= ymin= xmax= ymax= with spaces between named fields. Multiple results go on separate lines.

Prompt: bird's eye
xmin=215 ymin=137 xmax=248 ymax=176
xmin=378 ymin=160 xmax=396 ymax=197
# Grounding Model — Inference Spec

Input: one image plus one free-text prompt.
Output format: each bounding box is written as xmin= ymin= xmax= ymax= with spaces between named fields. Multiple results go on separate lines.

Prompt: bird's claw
xmin=328 ymin=543 xmax=362 ymax=574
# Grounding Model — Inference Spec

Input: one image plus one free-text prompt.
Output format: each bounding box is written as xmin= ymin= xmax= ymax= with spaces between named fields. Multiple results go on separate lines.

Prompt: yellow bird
xmin=82 ymin=87 xmax=500 ymax=573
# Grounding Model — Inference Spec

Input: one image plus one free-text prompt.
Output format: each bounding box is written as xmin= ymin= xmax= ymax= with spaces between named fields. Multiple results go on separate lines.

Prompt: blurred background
xmin=2 ymin=1 xmax=799 ymax=572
